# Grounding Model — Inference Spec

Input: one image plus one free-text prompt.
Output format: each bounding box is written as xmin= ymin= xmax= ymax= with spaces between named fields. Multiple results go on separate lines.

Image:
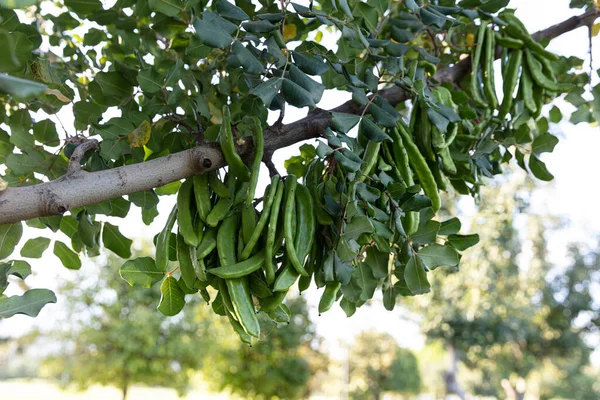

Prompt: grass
xmin=0 ymin=379 xmax=229 ymax=400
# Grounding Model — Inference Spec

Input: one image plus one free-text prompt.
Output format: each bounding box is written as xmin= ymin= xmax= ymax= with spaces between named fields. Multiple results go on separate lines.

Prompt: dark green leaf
xmin=531 ymin=133 xmax=559 ymax=156
xmin=215 ymin=0 xmax=249 ymax=21
xmin=411 ymin=220 xmax=440 ymax=246
xmin=148 ymin=0 xmax=184 ymax=16
xmin=289 ymin=65 xmax=325 ymax=103
xmin=360 ymin=118 xmax=392 ymax=142
xmin=331 ymin=112 xmax=360 ymax=134
xmin=528 ymin=154 xmax=554 ymax=181
xmin=404 ymin=256 xmax=430 ymax=294
xmin=242 ymin=20 xmax=277 ymax=33
xmin=232 ymin=40 xmax=265 ymax=74
xmin=447 ymin=233 xmax=479 ymax=251
xmin=282 ymin=78 xmax=316 ymax=108
xmin=292 ymin=52 xmax=329 ymax=76
xmin=250 ymin=78 xmax=282 ymax=107
xmin=102 ymin=222 xmax=132 ymax=258
xmin=344 ymin=215 xmax=373 ymax=241
xmin=193 ymin=17 xmax=233 ymax=49
xmin=383 ymin=285 xmax=396 ymax=310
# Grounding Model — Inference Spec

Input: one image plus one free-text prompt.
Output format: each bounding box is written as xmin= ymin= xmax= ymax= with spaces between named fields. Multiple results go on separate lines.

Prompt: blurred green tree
xmin=411 ymin=177 xmax=600 ymax=400
xmin=200 ymin=296 xmax=328 ymax=400
xmin=348 ymin=330 xmax=421 ymax=400
xmin=42 ymin=250 xmax=212 ymax=400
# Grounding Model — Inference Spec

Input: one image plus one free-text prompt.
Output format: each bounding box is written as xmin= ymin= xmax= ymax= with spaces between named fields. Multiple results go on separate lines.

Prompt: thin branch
xmin=66 ymin=139 xmax=98 ymax=176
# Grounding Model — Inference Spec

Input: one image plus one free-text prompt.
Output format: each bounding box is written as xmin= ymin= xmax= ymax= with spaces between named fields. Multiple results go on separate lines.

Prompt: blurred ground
xmin=0 ymin=379 xmax=229 ymax=400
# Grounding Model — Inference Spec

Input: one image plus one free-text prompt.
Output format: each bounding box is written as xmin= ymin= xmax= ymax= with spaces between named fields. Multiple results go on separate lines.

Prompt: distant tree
xmin=348 ymin=331 xmax=421 ymax=400
xmin=201 ymin=295 xmax=327 ymax=400
xmin=411 ymin=177 xmax=600 ymax=400
xmin=42 ymin=251 xmax=211 ymax=400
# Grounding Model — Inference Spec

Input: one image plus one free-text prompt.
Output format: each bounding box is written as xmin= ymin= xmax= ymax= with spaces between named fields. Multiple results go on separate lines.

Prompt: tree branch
xmin=0 ymin=9 xmax=597 ymax=225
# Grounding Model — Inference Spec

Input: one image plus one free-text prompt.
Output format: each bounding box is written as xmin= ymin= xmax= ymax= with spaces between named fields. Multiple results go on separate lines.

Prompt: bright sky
xmin=2 ymin=0 xmax=600 ymax=364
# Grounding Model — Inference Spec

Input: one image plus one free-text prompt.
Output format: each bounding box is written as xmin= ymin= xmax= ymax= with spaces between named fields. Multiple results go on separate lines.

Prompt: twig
xmin=66 ymin=139 xmax=98 ymax=176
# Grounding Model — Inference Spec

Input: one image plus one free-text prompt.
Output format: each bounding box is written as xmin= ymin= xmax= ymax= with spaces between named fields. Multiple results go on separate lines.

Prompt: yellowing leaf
xmin=283 ymin=24 xmax=297 ymax=41
xmin=44 ymin=88 xmax=71 ymax=102
xmin=128 ymin=120 xmax=152 ymax=148
xmin=592 ymin=23 xmax=600 ymax=37
xmin=466 ymin=33 xmax=475 ymax=47
xmin=0 ymin=177 xmax=7 ymax=191
xmin=208 ymin=102 xmax=223 ymax=124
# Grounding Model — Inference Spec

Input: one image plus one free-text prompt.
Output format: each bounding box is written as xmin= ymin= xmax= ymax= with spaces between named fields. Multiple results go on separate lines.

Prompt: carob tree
xmin=0 ymin=0 xmax=599 ymax=342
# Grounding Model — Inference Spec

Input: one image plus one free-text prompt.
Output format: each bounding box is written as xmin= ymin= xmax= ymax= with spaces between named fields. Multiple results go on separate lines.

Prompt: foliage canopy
xmin=0 ymin=0 xmax=599 ymax=340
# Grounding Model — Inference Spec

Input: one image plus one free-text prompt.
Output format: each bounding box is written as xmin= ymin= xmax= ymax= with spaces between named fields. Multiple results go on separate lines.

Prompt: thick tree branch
xmin=0 ymin=9 xmax=597 ymax=225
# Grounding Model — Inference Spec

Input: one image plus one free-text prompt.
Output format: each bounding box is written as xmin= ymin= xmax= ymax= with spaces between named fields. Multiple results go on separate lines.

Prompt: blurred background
xmin=2 ymin=0 xmax=600 ymax=399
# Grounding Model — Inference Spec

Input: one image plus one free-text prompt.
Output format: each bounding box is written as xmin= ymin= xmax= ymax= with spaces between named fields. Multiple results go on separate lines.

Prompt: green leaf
xmin=193 ymin=17 xmax=233 ymax=49
xmin=528 ymin=154 xmax=554 ymax=181
xmin=0 ymin=223 xmax=23 ymax=260
xmin=340 ymin=297 xmax=356 ymax=317
xmin=0 ymin=289 xmax=56 ymax=318
xmin=94 ymin=71 xmax=133 ymax=102
xmin=418 ymin=244 xmax=460 ymax=270
xmin=478 ymin=0 xmax=510 ymax=13
xmin=282 ymin=78 xmax=316 ymax=108
xmin=0 ymin=74 xmax=46 ymax=99
xmin=128 ymin=190 xmax=160 ymax=209
xmin=53 ymin=241 xmax=81 ymax=270
xmin=157 ymin=276 xmax=186 ymax=316
xmin=352 ymin=2 xmax=378 ymax=32
xmin=344 ymin=215 xmax=374 ymax=241
xmin=291 ymin=51 xmax=329 ymax=76
xmin=0 ymin=0 xmax=39 ymax=8
xmin=404 ymin=256 xmax=430 ymax=295
xmin=137 ymin=68 xmax=163 ymax=93
xmin=20 ymin=237 xmax=51 ymax=258
xmin=0 ymin=31 xmax=32 ymax=73
xmin=531 ymin=133 xmax=559 ymax=156
xmin=102 ymin=223 xmax=132 ymax=258
xmin=33 ymin=120 xmax=59 ymax=144
xmin=232 ymin=40 xmax=265 ymax=75
xmin=289 ymin=65 xmax=325 ymax=103
xmin=369 ymin=103 xmax=398 ymax=128
xmin=411 ymin=220 xmax=440 ymax=246
xmin=447 ymin=234 xmax=479 ymax=251
xmin=439 ymin=217 xmax=461 ymax=236
xmin=360 ymin=118 xmax=392 ymax=142
xmin=215 ymin=0 xmax=249 ymax=21
xmin=242 ymin=20 xmax=277 ymax=33
xmin=250 ymin=78 xmax=282 ymax=107
xmin=420 ymin=7 xmax=447 ymax=28
xmin=120 ymin=257 xmax=164 ymax=288
xmin=549 ymin=106 xmax=563 ymax=123
xmin=356 ymin=262 xmax=377 ymax=301
xmin=7 ymin=260 xmax=31 ymax=280
xmin=148 ymin=0 xmax=184 ymax=16
xmin=331 ymin=112 xmax=360 ymax=134
xmin=382 ymin=285 xmax=396 ymax=311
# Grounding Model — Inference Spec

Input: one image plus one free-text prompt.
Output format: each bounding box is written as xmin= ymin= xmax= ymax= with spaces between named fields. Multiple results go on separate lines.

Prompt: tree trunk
xmin=443 ymin=343 xmax=466 ymax=400
xmin=501 ymin=378 xmax=526 ymax=400
xmin=121 ymin=384 xmax=129 ymax=400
